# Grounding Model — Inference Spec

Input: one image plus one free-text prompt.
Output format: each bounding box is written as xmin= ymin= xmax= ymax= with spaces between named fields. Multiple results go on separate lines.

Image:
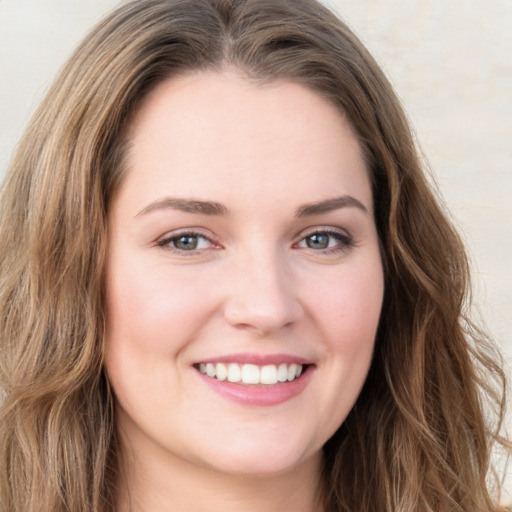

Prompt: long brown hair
xmin=0 ymin=1 xmax=509 ymax=511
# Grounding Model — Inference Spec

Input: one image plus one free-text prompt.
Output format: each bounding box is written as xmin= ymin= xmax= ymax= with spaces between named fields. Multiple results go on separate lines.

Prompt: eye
xmin=157 ymin=231 xmax=218 ymax=253
xmin=295 ymin=229 xmax=354 ymax=253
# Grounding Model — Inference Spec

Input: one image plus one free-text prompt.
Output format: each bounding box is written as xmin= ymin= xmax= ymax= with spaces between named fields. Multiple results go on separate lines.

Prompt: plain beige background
xmin=0 ymin=0 xmax=510 ymax=503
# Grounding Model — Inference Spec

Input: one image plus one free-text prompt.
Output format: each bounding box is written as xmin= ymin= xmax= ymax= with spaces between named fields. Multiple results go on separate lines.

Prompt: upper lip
xmin=194 ymin=353 xmax=313 ymax=366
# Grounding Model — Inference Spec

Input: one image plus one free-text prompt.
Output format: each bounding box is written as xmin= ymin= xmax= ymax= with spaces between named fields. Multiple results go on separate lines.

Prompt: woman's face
xmin=105 ymin=71 xmax=384 ymax=478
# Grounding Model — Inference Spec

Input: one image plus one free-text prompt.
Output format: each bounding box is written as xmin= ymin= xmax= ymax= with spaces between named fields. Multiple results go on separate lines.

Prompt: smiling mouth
xmin=194 ymin=362 xmax=306 ymax=385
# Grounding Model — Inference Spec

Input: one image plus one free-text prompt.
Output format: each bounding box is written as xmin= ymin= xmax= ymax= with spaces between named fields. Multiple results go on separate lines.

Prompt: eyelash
xmin=156 ymin=228 xmax=355 ymax=256
xmin=156 ymin=230 xmax=217 ymax=254
xmin=293 ymin=228 xmax=355 ymax=255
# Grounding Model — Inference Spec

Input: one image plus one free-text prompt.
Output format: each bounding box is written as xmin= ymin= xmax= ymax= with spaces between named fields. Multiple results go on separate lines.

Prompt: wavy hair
xmin=0 ymin=0 xmax=509 ymax=511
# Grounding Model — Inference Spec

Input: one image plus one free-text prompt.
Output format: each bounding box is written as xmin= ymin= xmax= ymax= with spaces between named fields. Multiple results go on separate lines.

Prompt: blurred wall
xmin=1 ymin=0 xmax=511 ymax=502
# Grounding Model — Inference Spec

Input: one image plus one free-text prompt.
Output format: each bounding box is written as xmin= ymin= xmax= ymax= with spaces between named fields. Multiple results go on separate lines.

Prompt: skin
xmin=104 ymin=70 xmax=384 ymax=512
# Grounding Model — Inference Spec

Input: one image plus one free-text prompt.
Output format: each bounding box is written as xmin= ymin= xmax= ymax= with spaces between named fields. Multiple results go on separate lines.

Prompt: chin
xmin=190 ymin=433 xmax=322 ymax=479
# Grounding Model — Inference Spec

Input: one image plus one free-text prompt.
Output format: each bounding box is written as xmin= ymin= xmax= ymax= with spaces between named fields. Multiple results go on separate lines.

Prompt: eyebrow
xmin=136 ymin=198 xmax=229 ymax=217
xmin=136 ymin=194 xmax=368 ymax=218
xmin=295 ymin=195 xmax=368 ymax=217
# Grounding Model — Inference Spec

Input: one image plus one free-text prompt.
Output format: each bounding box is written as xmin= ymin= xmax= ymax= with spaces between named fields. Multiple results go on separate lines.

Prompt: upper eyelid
xmin=155 ymin=232 xmax=221 ymax=254
xmin=293 ymin=225 xmax=352 ymax=241
xmin=156 ymin=227 xmax=217 ymax=243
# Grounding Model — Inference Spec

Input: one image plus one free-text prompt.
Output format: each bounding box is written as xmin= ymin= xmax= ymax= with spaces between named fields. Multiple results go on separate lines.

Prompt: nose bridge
xmin=223 ymin=242 xmax=302 ymax=333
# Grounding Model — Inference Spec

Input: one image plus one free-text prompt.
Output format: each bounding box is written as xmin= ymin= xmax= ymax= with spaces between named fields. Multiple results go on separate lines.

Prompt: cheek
xmin=309 ymin=260 xmax=384 ymax=346
xmin=105 ymin=257 xmax=213 ymax=355
xmin=103 ymin=259 xmax=209 ymax=412
xmin=310 ymin=258 xmax=383 ymax=391
xmin=292 ymin=260 xmax=383 ymax=445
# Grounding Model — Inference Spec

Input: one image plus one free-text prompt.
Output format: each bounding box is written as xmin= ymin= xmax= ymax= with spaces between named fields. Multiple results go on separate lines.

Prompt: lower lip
xmin=195 ymin=367 xmax=313 ymax=407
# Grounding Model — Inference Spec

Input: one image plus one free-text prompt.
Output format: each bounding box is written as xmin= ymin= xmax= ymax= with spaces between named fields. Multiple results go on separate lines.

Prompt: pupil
xmin=307 ymin=234 xmax=329 ymax=249
xmin=176 ymin=236 xmax=198 ymax=250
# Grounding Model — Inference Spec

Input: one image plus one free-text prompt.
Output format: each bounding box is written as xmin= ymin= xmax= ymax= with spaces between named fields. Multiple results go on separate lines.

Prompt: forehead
xmin=119 ymin=70 xmax=371 ymax=214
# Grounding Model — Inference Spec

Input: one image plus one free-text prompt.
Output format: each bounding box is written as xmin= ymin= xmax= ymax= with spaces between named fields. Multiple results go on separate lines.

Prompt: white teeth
xmin=287 ymin=363 xmax=298 ymax=381
xmin=277 ymin=363 xmax=288 ymax=382
xmin=260 ymin=365 xmax=278 ymax=385
xmin=216 ymin=363 xmax=227 ymax=381
xmin=241 ymin=364 xmax=259 ymax=384
xmin=227 ymin=363 xmax=241 ymax=383
xmin=206 ymin=363 xmax=216 ymax=378
xmin=198 ymin=362 xmax=305 ymax=384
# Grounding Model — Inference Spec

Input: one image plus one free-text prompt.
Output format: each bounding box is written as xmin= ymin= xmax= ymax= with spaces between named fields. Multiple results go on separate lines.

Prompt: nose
xmin=223 ymin=250 xmax=303 ymax=335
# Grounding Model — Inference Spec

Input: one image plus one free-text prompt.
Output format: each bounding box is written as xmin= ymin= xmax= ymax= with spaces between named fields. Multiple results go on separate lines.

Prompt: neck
xmin=115 ymin=443 xmax=325 ymax=512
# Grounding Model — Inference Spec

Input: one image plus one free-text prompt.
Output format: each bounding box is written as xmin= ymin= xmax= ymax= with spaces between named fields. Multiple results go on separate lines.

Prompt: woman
xmin=0 ymin=0 xmax=509 ymax=511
